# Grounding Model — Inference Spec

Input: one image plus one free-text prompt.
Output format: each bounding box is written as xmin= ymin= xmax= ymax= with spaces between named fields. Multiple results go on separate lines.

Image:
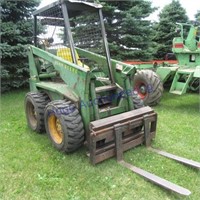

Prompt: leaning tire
xmin=25 ymin=92 xmax=50 ymax=133
xmin=133 ymin=70 xmax=163 ymax=106
xmin=132 ymin=91 xmax=144 ymax=109
xmin=44 ymin=100 xmax=84 ymax=153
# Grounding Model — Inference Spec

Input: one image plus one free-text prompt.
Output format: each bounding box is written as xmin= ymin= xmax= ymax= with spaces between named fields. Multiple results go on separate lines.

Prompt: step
xmin=170 ymin=90 xmax=182 ymax=95
xmin=169 ymin=70 xmax=194 ymax=95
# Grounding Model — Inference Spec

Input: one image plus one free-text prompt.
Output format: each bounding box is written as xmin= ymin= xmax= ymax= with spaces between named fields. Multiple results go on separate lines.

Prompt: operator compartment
xmin=33 ymin=0 xmax=112 ymax=82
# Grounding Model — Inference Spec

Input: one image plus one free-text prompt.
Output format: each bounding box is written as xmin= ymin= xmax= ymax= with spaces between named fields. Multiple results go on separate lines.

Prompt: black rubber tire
xmin=25 ymin=92 xmax=50 ymax=133
xmin=133 ymin=70 xmax=163 ymax=106
xmin=132 ymin=91 xmax=144 ymax=109
xmin=189 ymin=78 xmax=200 ymax=92
xmin=132 ymin=91 xmax=144 ymax=133
xmin=44 ymin=100 xmax=84 ymax=153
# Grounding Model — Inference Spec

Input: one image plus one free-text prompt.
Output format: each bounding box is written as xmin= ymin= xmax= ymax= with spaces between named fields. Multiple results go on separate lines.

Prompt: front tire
xmin=44 ymin=100 xmax=84 ymax=153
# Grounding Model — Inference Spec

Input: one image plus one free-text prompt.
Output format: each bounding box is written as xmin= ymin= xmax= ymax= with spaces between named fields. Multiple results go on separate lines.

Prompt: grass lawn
xmin=0 ymin=89 xmax=199 ymax=200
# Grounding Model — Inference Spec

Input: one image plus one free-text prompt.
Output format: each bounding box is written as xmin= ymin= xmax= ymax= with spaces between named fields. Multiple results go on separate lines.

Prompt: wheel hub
xmin=139 ymin=85 xmax=147 ymax=95
xmin=135 ymin=83 xmax=147 ymax=99
xmin=48 ymin=115 xmax=63 ymax=144
xmin=27 ymin=102 xmax=37 ymax=128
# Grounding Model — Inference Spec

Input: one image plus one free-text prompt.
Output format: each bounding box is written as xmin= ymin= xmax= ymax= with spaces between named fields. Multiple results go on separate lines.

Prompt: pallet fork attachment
xmin=89 ymin=107 xmax=157 ymax=165
xmin=89 ymin=106 xmax=200 ymax=196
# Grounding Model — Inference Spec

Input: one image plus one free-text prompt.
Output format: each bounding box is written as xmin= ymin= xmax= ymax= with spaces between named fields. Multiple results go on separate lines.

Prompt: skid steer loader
xmin=25 ymin=0 xmax=200 ymax=196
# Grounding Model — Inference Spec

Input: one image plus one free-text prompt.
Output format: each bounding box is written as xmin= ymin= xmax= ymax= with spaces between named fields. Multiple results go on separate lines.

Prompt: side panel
xmin=156 ymin=67 xmax=178 ymax=83
xmin=76 ymin=47 xmax=136 ymax=88
xmin=28 ymin=45 xmax=92 ymax=139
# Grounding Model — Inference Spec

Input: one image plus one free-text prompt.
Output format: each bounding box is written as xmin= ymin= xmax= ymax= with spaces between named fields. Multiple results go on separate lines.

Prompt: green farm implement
xmin=158 ymin=22 xmax=200 ymax=95
xmin=126 ymin=22 xmax=200 ymax=105
xmin=25 ymin=0 xmax=200 ymax=196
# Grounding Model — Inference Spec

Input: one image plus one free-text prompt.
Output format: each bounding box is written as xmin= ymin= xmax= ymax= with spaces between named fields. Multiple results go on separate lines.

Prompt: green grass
xmin=0 ymin=90 xmax=200 ymax=200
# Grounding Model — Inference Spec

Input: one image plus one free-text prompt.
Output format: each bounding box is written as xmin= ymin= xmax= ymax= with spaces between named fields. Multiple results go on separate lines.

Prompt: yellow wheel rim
xmin=48 ymin=115 xmax=63 ymax=144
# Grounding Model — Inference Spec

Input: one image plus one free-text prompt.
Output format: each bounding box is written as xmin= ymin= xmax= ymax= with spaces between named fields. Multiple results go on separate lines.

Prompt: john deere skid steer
xmin=25 ymin=0 xmax=200 ymax=196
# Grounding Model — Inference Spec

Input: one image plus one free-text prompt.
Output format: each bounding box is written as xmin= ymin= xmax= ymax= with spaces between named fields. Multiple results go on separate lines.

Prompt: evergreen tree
xmin=86 ymin=0 xmax=156 ymax=61
xmin=153 ymin=0 xmax=188 ymax=59
xmin=195 ymin=10 xmax=200 ymax=22
xmin=0 ymin=0 xmax=41 ymax=92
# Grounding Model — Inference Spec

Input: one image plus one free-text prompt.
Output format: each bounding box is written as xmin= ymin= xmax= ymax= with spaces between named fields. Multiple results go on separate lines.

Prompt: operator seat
xmin=57 ymin=48 xmax=90 ymax=71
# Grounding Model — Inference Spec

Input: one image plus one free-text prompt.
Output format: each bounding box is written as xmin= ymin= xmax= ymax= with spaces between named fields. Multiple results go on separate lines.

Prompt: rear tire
xmin=25 ymin=92 xmax=50 ymax=133
xmin=44 ymin=100 xmax=84 ymax=153
xmin=133 ymin=70 xmax=163 ymax=106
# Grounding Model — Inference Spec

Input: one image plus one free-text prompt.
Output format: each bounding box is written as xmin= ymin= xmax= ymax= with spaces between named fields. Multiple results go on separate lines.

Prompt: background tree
xmin=195 ymin=10 xmax=200 ymax=22
xmin=153 ymin=0 xmax=188 ymax=59
xmin=85 ymin=0 xmax=156 ymax=61
xmin=0 ymin=0 xmax=41 ymax=93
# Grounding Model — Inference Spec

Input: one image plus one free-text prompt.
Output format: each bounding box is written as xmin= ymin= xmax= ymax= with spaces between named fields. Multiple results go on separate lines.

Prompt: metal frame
xmin=99 ymin=9 xmax=115 ymax=84
xmin=61 ymin=1 xmax=77 ymax=64
xmin=33 ymin=16 xmax=37 ymax=46
xmin=33 ymin=0 xmax=114 ymax=80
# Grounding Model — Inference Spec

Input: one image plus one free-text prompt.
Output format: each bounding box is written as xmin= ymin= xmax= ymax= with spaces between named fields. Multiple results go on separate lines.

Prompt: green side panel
xmin=174 ymin=53 xmax=200 ymax=67
xmin=99 ymin=106 xmax=127 ymax=118
xmin=35 ymin=81 xmax=79 ymax=102
xmin=193 ymin=66 xmax=200 ymax=78
xmin=76 ymin=47 xmax=109 ymax=76
xmin=30 ymin=45 xmax=93 ymax=100
xmin=76 ymin=47 xmax=136 ymax=88
xmin=29 ymin=46 xmax=92 ymax=136
xmin=156 ymin=67 xmax=178 ymax=83
xmin=99 ymin=98 xmax=128 ymax=118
